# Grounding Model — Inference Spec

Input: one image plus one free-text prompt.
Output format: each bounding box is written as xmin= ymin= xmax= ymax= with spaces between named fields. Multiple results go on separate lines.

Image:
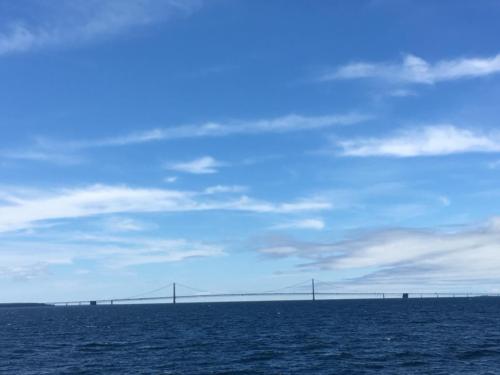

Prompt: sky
xmin=2 ymin=0 xmax=500 ymax=302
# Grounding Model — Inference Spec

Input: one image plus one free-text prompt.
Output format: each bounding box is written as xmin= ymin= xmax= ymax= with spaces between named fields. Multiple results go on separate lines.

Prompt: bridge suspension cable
xmin=259 ymin=279 xmax=313 ymax=294
xmin=48 ymin=278 xmax=499 ymax=306
xmin=174 ymin=282 xmax=210 ymax=294
xmin=124 ymin=282 xmax=173 ymax=299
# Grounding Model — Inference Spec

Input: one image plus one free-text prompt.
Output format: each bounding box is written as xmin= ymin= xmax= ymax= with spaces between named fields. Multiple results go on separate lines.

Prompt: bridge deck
xmin=49 ymin=291 xmax=498 ymax=306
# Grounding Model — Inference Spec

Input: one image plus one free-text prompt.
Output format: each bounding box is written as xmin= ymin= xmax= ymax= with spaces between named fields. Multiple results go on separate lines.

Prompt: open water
xmin=1 ymin=298 xmax=500 ymax=374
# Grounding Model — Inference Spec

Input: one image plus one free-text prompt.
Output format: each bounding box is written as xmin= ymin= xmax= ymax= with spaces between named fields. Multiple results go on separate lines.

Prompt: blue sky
xmin=2 ymin=0 xmax=500 ymax=302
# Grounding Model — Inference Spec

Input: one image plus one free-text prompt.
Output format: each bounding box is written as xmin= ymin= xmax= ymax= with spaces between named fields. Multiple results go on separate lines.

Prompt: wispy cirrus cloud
xmin=101 ymin=216 xmax=148 ymax=232
xmin=7 ymin=113 xmax=370 ymax=165
xmin=388 ymin=89 xmax=417 ymax=97
xmin=70 ymin=234 xmax=225 ymax=268
xmin=337 ymin=124 xmax=500 ymax=157
xmin=0 ymin=184 xmax=332 ymax=233
xmin=320 ymin=53 xmax=500 ymax=84
xmin=163 ymin=176 xmax=178 ymax=183
xmin=165 ymin=156 xmax=224 ymax=174
xmin=0 ymin=235 xmax=224 ymax=281
xmin=0 ymin=0 xmax=202 ymax=55
xmin=203 ymin=185 xmax=247 ymax=194
xmin=44 ymin=113 xmax=370 ymax=149
xmin=0 ymin=149 xmax=83 ymax=165
xmin=272 ymin=218 xmax=325 ymax=231
xmin=258 ymin=218 xmax=500 ymax=291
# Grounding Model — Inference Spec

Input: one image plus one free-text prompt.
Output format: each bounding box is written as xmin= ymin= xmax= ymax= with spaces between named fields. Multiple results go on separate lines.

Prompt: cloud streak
xmin=203 ymin=185 xmax=247 ymax=194
xmin=0 ymin=235 xmax=224 ymax=280
xmin=166 ymin=156 xmax=224 ymax=174
xmin=0 ymin=0 xmax=202 ymax=55
xmin=321 ymin=53 xmax=500 ymax=84
xmin=51 ymin=113 xmax=369 ymax=149
xmin=5 ymin=113 xmax=369 ymax=166
xmin=337 ymin=124 xmax=500 ymax=157
xmin=0 ymin=184 xmax=332 ymax=233
xmin=258 ymin=218 xmax=500 ymax=290
xmin=0 ymin=149 xmax=83 ymax=165
xmin=272 ymin=218 xmax=325 ymax=231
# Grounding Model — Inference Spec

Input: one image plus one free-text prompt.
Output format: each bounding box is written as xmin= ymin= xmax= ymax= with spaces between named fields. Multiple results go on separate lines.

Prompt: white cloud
xmin=0 ymin=235 xmax=224 ymax=279
xmin=87 ymin=236 xmax=224 ymax=268
xmin=102 ymin=216 xmax=146 ymax=232
xmin=0 ymin=262 xmax=50 ymax=281
xmin=59 ymin=113 xmax=370 ymax=148
xmin=203 ymin=185 xmax=247 ymax=194
xmin=9 ymin=113 xmax=369 ymax=166
xmin=438 ymin=196 xmax=451 ymax=207
xmin=322 ymin=53 xmax=500 ymax=84
xmin=388 ymin=89 xmax=417 ymax=97
xmin=166 ymin=156 xmax=223 ymax=174
xmin=1 ymin=150 xmax=83 ymax=165
xmin=272 ymin=218 xmax=325 ymax=231
xmin=0 ymin=0 xmax=202 ymax=55
xmin=163 ymin=176 xmax=178 ymax=183
xmin=0 ymin=184 xmax=191 ymax=233
xmin=224 ymin=196 xmax=331 ymax=214
xmin=259 ymin=246 xmax=298 ymax=256
xmin=338 ymin=124 xmax=500 ymax=157
xmin=257 ymin=218 xmax=500 ymax=290
xmin=0 ymin=184 xmax=332 ymax=233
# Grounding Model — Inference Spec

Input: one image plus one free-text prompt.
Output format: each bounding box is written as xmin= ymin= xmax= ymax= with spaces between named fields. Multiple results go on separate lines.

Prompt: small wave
xmin=401 ymin=360 xmax=427 ymax=367
xmin=456 ymin=349 xmax=500 ymax=360
xmin=239 ymin=350 xmax=283 ymax=363
xmin=77 ymin=341 xmax=133 ymax=351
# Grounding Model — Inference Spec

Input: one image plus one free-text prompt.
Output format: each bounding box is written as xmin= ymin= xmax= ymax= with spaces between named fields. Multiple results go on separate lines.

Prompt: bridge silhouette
xmin=49 ymin=279 xmax=498 ymax=306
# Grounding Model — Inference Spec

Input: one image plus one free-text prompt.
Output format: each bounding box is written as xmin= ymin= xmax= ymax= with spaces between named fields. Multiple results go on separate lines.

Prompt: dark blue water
xmin=1 ymin=298 xmax=500 ymax=374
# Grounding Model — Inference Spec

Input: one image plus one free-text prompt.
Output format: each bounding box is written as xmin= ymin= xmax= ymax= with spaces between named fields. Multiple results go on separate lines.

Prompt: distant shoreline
xmin=1 ymin=295 xmax=500 ymax=308
xmin=0 ymin=303 xmax=53 ymax=308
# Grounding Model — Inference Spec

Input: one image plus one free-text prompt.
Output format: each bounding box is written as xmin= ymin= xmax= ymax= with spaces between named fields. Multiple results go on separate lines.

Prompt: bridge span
xmin=48 ymin=280 xmax=499 ymax=306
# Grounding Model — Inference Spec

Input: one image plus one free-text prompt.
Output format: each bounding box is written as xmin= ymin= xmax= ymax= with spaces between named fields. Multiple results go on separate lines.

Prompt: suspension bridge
xmin=49 ymin=279 xmax=499 ymax=306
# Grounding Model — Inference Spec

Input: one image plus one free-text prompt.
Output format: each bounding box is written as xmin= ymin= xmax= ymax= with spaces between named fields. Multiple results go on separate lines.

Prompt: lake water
xmin=1 ymin=298 xmax=500 ymax=374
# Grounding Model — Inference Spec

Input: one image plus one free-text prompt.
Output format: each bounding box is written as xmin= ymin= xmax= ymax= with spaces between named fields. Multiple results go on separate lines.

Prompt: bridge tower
xmin=173 ymin=282 xmax=176 ymax=304
xmin=312 ymin=278 xmax=315 ymax=301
